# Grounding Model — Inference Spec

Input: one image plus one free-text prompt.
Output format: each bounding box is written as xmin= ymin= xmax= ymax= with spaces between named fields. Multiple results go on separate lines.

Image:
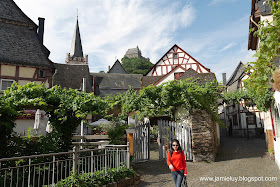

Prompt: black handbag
xmin=182 ymin=176 xmax=188 ymax=187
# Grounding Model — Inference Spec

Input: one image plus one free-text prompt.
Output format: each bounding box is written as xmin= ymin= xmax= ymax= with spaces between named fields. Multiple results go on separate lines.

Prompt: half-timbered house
xmin=143 ymin=44 xmax=214 ymax=86
xmin=248 ymin=0 xmax=280 ymax=169
xmin=0 ymin=0 xmax=55 ymax=136
xmin=0 ymin=0 xmax=54 ymax=91
xmin=220 ymin=62 xmax=266 ymax=138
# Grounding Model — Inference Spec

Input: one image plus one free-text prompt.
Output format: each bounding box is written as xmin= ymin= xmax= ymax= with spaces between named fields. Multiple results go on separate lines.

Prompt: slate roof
xmin=91 ymin=73 xmax=143 ymax=96
xmin=256 ymin=0 xmax=272 ymax=16
xmin=0 ymin=0 xmax=54 ymax=68
xmin=142 ymin=76 xmax=164 ymax=87
xmin=0 ymin=0 xmax=36 ymax=26
xmin=53 ymin=63 xmax=92 ymax=93
xmin=70 ymin=19 xmax=84 ymax=58
xmin=178 ymin=68 xmax=216 ymax=83
xmin=142 ymin=68 xmax=215 ymax=87
xmin=225 ymin=62 xmax=246 ymax=92
xmin=108 ymin=60 xmax=127 ymax=74
xmin=226 ymin=62 xmax=245 ymax=86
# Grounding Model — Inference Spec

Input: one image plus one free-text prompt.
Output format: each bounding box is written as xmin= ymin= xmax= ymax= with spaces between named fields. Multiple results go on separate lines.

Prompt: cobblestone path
xmin=132 ymin=137 xmax=280 ymax=187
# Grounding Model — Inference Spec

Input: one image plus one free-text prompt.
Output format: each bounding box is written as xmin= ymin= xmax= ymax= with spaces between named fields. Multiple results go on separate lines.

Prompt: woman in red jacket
xmin=167 ymin=139 xmax=187 ymax=187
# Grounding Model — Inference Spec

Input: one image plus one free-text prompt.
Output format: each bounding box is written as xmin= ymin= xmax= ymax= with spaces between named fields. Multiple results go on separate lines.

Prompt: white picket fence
xmin=158 ymin=120 xmax=192 ymax=161
xmin=132 ymin=119 xmax=150 ymax=162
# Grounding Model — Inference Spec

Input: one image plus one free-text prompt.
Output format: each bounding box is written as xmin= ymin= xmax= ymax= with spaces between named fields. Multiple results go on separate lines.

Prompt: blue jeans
xmin=171 ymin=170 xmax=184 ymax=187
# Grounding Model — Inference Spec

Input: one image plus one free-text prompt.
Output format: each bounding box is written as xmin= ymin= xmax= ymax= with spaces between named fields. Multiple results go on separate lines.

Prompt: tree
xmin=121 ymin=56 xmax=154 ymax=74
xmin=245 ymin=0 xmax=280 ymax=111
xmin=110 ymin=78 xmax=222 ymax=123
xmin=0 ymin=83 xmax=107 ymax=158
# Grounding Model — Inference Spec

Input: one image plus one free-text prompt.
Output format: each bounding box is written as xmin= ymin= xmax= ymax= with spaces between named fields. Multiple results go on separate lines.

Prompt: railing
xmin=0 ymin=143 xmax=130 ymax=187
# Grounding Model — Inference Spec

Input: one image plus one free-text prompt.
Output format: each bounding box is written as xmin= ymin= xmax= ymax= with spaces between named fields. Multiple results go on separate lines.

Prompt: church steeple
xmin=70 ymin=18 xmax=83 ymax=57
xmin=66 ymin=15 xmax=88 ymax=64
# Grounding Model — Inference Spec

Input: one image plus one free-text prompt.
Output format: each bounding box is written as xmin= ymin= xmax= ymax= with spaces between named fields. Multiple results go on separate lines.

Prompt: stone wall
xmin=189 ymin=110 xmax=219 ymax=162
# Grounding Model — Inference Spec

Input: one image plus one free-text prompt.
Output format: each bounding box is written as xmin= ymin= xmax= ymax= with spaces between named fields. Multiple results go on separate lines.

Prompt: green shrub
xmin=100 ymin=120 xmax=128 ymax=145
xmin=49 ymin=165 xmax=136 ymax=186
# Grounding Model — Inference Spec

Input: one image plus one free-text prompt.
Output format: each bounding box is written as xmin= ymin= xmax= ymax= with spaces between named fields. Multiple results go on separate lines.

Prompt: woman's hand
xmin=169 ymin=164 xmax=174 ymax=170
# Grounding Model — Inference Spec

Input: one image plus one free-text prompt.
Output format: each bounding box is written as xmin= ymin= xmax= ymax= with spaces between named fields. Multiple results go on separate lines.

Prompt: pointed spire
xmin=70 ymin=15 xmax=84 ymax=58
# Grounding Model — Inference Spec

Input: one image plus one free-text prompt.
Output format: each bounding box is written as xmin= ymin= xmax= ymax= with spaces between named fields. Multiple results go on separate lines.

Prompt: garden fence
xmin=158 ymin=120 xmax=193 ymax=161
xmin=0 ymin=143 xmax=130 ymax=187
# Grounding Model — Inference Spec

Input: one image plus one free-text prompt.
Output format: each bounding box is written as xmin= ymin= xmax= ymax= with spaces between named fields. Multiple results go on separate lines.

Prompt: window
xmin=174 ymin=72 xmax=184 ymax=79
xmin=246 ymin=113 xmax=256 ymax=125
xmin=39 ymin=69 xmax=45 ymax=78
xmin=1 ymin=79 xmax=14 ymax=90
xmin=173 ymin=53 xmax=178 ymax=64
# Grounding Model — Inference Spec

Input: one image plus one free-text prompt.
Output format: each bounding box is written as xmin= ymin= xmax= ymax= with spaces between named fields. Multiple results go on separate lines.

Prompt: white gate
xmin=132 ymin=118 xmax=150 ymax=162
xmin=158 ymin=119 xmax=192 ymax=161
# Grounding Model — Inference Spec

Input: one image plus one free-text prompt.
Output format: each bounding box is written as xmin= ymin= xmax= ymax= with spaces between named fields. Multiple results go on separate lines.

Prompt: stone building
xmin=125 ymin=46 xmax=150 ymax=61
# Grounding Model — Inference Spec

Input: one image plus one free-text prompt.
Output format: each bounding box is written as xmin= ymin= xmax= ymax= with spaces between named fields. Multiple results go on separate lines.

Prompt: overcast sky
xmin=14 ymin=0 xmax=255 ymax=82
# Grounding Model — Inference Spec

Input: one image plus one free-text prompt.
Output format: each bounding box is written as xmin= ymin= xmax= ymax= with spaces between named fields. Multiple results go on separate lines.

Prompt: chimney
xmin=222 ymin=73 xmax=227 ymax=85
xmin=38 ymin=17 xmax=45 ymax=44
xmin=108 ymin=66 xmax=111 ymax=72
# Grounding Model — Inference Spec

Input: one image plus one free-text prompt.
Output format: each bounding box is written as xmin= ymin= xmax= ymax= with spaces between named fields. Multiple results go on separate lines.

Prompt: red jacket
xmin=167 ymin=151 xmax=187 ymax=174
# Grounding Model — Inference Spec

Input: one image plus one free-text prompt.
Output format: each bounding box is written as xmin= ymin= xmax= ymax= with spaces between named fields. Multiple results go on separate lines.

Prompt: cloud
xmin=13 ymin=0 xmax=196 ymax=72
xmin=178 ymin=16 xmax=254 ymax=82
xmin=208 ymin=0 xmax=237 ymax=6
xmin=220 ymin=42 xmax=237 ymax=51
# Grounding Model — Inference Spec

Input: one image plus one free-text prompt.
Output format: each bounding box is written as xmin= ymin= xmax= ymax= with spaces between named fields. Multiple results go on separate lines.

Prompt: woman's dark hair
xmin=169 ymin=139 xmax=183 ymax=156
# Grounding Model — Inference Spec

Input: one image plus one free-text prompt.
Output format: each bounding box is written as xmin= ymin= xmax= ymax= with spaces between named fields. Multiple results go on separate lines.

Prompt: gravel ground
xmin=132 ymin=137 xmax=280 ymax=187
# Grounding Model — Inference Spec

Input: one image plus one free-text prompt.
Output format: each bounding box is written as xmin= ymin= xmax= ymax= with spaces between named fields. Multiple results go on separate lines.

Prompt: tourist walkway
xmin=132 ymin=137 xmax=280 ymax=187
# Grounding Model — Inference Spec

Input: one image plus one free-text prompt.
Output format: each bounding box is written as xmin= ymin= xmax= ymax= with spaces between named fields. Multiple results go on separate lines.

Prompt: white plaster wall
xmin=261 ymin=111 xmax=272 ymax=131
xmin=256 ymin=112 xmax=262 ymax=128
xmin=261 ymin=15 xmax=273 ymax=24
xmin=274 ymin=139 xmax=280 ymax=170
xmin=258 ymin=15 xmax=273 ymax=49
xmin=157 ymin=68 xmax=185 ymax=86
xmin=14 ymin=116 xmax=49 ymax=136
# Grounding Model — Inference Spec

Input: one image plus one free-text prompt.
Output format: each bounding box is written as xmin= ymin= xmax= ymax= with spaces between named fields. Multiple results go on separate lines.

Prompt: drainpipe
xmin=270 ymin=108 xmax=276 ymax=141
xmin=250 ymin=16 xmax=259 ymax=28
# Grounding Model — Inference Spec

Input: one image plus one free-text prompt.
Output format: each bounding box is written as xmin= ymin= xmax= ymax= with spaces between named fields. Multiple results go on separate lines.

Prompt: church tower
xmin=65 ymin=16 xmax=88 ymax=64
